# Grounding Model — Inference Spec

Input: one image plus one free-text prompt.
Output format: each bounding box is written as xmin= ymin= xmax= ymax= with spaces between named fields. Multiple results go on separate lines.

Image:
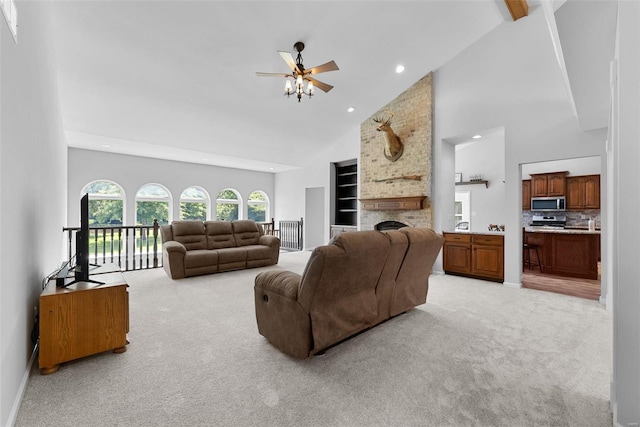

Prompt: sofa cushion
xmin=218 ymin=246 xmax=248 ymax=264
xmin=246 ymin=245 xmax=273 ymax=261
xmin=184 ymin=249 xmax=219 ymax=270
xmin=232 ymin=220 xmax=261 ymax=246
xmin=205 ymin=221 xmax=236 ymax=249
xmin=171 ymin=221 xmax=206 ymax=250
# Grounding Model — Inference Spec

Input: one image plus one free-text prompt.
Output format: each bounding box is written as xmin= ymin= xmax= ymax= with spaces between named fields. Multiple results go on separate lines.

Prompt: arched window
xmin=81 ymin=180 xmax=125 ymax=226
xmin=247 ymin=190 xmax=269 ymax=222
xmin=216 ymin=189 xmax=241 ymax=221
xmin=136 ymin=184 xmax=171 ymax=225
xmin=180 ymin=186 xmax=209 ymax=221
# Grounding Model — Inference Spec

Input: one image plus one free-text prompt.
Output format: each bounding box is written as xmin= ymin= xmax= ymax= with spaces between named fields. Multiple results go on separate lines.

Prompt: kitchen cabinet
xmin=524 ymin=230 xmax=600 ymax=280
xmin=566 ymin=175 xmax=600 ymax=210
xmin=522 ymin=180 xmax=531 ymax=210
xmin=443 ymin=232 xmax=504 ymax=282
xmin=530 ymin=172 xmax=568 ymax=197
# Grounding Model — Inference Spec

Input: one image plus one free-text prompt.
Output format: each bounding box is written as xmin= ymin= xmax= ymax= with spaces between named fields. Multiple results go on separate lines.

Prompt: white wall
xmin=274 ymin=127 xmax=359 ymax=247
xmin=454 ymin=131 xmax=506 ymax=232
xmin=0 ymin=3 xmax=68 ymax=426
xmin=611 ymin=1 xmax=640 ymax=424
xmin=522 ymin=156 xmax=601 ymax=178
xmin=67 ymin=148 xmax=275 ymax=227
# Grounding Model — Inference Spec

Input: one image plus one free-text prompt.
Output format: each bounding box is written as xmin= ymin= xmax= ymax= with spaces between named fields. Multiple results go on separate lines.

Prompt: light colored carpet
xmin=16 ymin=251 xmax=612 ymax=426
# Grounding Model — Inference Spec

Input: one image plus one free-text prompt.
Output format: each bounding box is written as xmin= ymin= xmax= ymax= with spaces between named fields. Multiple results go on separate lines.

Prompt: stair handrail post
xmin=153 ymin=219 xmax=159 ymax=268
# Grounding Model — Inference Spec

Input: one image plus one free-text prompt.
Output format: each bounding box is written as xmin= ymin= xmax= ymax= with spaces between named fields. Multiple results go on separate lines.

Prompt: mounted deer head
xmin=372 ymin=111 xmax=403 ymax=162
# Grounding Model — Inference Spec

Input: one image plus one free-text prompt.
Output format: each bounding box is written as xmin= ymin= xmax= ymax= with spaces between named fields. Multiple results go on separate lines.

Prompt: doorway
xmin=304 ymin=187 xmax=325 ymax=250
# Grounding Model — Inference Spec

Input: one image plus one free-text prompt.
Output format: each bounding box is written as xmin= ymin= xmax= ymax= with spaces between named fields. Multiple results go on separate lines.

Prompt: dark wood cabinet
xmin=442 ymin=233 xmax=472 ymax=275
xmin=522 ymin=179 xmax=531 ymax=210
xmin=443 ymin=232 xmax=504 ymax=282
xmin=524 ymin=231 xmax=600 ymax=279
xmin=530 ymin=172 xmax=567 ymax=197
xmin=334 ymin=160 xmax=358 ymax=227
xmin=566 ymin=174 xmax=600 ymax=210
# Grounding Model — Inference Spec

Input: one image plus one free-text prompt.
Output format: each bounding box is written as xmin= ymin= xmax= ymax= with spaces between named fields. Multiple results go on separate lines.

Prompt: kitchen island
xmin=524 ymin=227 xmax=600 ymax=280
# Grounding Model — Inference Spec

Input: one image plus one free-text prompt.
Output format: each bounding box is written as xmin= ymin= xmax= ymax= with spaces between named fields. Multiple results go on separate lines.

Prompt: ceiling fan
xmin=256 ymin=41 xmax=339 ymax=102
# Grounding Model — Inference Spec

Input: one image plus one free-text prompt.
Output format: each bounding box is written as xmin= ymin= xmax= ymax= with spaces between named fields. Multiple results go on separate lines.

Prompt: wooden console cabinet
xmin=39 ymin=265 xmax=129 ymax=374
xmin=443 ymin=232 xmax=504 ymax=282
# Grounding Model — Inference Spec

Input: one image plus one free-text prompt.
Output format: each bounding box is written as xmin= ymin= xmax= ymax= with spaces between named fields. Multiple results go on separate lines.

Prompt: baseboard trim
xmin=432 ymin=269 xmax=445 ymax=275
xmin=503 ymin=281 xmax=522 ymax=289
xmin=599 ymin=295 xmax=607 ymax=305
xmin=7 ymin=344 xmax=37 ymax=427
xmin=612 ymin=402 xmax=624 ymax=427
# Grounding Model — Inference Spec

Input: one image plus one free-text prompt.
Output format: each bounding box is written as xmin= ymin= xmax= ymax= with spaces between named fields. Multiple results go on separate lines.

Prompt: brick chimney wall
xmin=360 ymin=73 xmax=433 ymax=230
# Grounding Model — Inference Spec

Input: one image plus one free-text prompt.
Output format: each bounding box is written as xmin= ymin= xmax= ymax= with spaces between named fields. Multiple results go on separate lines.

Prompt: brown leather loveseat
xmin=254 ymin=228 xmax=443 ymax=358
xmin=160 ymin=220 xmax=280 ymax=279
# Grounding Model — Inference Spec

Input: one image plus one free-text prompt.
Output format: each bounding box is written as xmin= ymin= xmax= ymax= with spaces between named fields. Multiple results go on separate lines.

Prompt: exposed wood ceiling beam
xmin=505 ymin=0 xmax=529 ymax=21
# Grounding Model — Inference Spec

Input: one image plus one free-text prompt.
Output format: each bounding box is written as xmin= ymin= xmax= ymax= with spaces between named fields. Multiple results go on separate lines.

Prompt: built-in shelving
xmin=334 ymin=160 xmax=358 ymax=226
xmin=455 ymin=180 xmax=489 ymax=188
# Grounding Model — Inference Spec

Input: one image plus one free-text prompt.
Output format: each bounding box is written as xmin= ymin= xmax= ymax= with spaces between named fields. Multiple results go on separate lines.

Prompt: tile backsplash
xmin=523 ymin=210 xmax=601 ymax=228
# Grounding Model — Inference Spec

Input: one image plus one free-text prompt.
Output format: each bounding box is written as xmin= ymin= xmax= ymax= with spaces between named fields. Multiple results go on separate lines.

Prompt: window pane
xmin=217 ymin=189 xmax=238 ymax=200
xmin=216 ymin=203 xmax=238 ymax=221
xmin=181 ymin=186 xmax=207 ymax=200
xmin=89 ymin=199 xmax=123 ymax=226
xmin=86 ymin=181 xmax=123 ymax=196
xmin=180 ymin=202 xmax=206 ymax=220
xmin=248 ymin=191 xmax=266 ymax=202
xmin=247 ymin=204 xmax=266 ymax=222
xmin=137 ymin=184 xmax=169 ymax=198
xmin=137 ymin=201 xmax=169 ymax=225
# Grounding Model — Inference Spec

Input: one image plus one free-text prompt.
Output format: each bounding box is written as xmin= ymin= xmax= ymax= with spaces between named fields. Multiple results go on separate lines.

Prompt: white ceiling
xmin=50 ymin=1 xmax=614 ymax=173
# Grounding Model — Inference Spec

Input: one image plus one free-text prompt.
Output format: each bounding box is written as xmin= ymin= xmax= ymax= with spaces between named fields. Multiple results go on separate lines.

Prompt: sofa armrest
xmin=254 ymin=270 xmax=311 ymax=359
xmin=254 ymin=271 xmax=301 ymax=300
xmin=162 ymin=241 xmax=187 ymax=279
xmin=163 ymin=240 xmax=186 ymax=254
xmin=258 ymin=235 xmax=280 ymax=249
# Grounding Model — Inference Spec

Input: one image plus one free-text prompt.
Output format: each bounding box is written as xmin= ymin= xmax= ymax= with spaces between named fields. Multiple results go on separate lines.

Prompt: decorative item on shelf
xmin=372 ymin=110 xmax=404 ymax=162
xmin=469 ymin=174 xmax=484 ymax=182
xmin=256 ymin=41 xmax=339 ymax=103
xmin=455 ymin=173 xmax=462 ymax=183
xmin=488 ymin=224 xmax=505 ymax=232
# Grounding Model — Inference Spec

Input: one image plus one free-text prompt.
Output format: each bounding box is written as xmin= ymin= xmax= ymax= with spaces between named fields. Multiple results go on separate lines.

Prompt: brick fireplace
xmin=359 ymin=73 xmax=433 ymax=230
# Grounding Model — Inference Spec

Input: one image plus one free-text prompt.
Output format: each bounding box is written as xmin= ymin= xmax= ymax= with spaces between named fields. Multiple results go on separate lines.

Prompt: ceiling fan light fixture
xmin=258 ymin=41 xmax=338 ymax=104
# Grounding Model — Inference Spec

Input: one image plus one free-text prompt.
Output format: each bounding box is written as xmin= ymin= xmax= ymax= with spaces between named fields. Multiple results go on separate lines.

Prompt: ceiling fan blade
xmin=306 ymin=76 xmax=333 ymax=93
xmin=278 ymin=51 xmax=301 ymax=74
xmin=256 ymin=72 xmax=290 ymax=77
xmin=307 ymin=60 xmax=339 ymax=75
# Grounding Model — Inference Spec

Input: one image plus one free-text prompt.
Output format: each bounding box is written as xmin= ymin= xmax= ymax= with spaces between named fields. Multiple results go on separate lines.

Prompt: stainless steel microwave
xmin=531 ymin=196 xmax=566 ymax=211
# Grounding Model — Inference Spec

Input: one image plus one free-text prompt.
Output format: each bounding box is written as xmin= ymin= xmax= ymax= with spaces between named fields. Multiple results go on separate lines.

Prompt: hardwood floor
xmin=522 ymin=265 xmax=601 ymax=300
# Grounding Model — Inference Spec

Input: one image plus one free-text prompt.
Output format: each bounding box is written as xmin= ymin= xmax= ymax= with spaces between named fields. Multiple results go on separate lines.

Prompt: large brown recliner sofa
xmin=254 ymin=227 xmax=444 ymax=359
xmin=160 ymin=220 xmax=280 ymax=279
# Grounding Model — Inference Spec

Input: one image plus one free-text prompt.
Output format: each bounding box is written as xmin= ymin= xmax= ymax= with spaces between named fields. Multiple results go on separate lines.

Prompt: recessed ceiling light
xmin=472 ymin=135 xmax=482 ymax=139
xmin=347 ymin=107 xmax=355 ymax=113
xmin=100 ymin=144 xmax=111 ymax=148
xmin=202 ymin=158 xmax=208 ymax=161
xmin=269 ymin=167 xmax=274 ymax=171
xmin=395 ymin=65 xmax=405 ymax=74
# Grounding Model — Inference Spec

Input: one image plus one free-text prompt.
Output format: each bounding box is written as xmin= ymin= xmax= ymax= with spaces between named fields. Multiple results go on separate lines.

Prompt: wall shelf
xmin=360 ymin=196 xmax=426 ymax=211
xmin=456 ymin=180 xmax=489 ymax=188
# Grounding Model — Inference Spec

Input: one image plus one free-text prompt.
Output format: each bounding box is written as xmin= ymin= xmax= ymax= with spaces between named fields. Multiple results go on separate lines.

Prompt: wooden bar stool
xmin=523 ymin=229 xmax=542 ymax=272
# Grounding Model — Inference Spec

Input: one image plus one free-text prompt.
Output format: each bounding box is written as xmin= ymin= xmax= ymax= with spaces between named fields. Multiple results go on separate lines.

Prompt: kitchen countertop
xmin=524 ymin=226 xmax=601 ymax=234
xmin=442 ymin=230 xmax=505 ymax=235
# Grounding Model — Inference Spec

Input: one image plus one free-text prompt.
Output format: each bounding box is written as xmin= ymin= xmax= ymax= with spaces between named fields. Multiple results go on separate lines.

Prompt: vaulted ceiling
xmin=49 ymin=0 xmax=615 ymax=173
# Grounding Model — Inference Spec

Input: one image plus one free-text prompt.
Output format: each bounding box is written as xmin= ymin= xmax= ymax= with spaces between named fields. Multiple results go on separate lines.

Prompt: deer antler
xmin=372 ymin=115 xmax=391 ymax=126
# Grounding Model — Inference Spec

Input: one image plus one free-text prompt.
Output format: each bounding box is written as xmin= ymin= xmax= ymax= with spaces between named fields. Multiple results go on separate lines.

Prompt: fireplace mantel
xmin=360 ymin=196 xmax=426 ymax=211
